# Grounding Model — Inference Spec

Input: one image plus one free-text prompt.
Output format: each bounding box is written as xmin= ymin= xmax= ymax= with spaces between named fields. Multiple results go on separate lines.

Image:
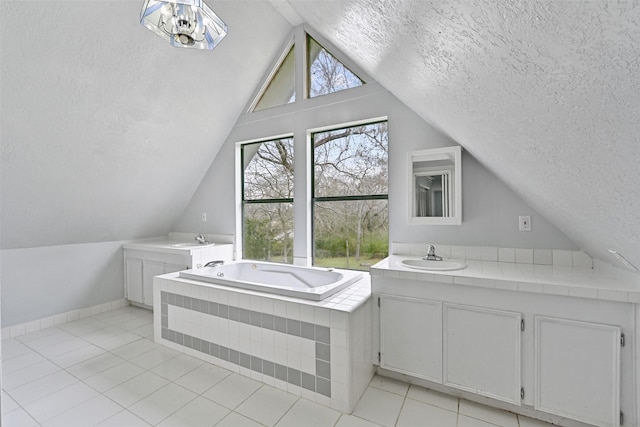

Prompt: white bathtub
xmin=178 ymin=261 xmax=363 ymax=301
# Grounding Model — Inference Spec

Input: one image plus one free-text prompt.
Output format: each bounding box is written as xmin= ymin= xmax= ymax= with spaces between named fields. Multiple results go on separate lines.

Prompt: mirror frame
xmin=408 ymin=146 xmax=462 ymax=225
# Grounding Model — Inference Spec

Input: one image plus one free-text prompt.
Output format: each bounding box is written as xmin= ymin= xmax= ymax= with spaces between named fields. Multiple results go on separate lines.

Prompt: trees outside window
xmin=240 ymin=29 xmax=384 ymax=269
xmin=242 ymin=137 xmax=294 ymax=263
xmin=312 ymin=121 xmax=388 ymax=270
xmin=307 ymin=35 xmax=363 ymax=98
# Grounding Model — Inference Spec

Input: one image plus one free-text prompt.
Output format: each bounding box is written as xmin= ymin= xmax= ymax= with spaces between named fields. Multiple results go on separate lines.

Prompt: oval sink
xmin=401 ymin=259 xmax=466 ymax=271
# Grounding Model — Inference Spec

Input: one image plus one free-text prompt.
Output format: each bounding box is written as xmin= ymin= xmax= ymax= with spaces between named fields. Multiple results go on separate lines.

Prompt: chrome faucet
xmin=205 ymin=260 xmax=224 ymax=267
xmin=423 ymin=244 xmax=442 ymax=261
xmin=195 ymin=234 xmax=209 ymax=244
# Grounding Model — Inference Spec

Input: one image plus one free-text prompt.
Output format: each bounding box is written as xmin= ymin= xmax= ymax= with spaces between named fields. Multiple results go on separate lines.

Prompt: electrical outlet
xmin=519 ymin=215 xmax=531 ymax=232
xmin=201 ymin=212 xmax=207 ymax=222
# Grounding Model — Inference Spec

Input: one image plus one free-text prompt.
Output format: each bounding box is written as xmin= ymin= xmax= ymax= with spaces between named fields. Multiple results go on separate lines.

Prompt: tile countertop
xmin=122 ymin=239 xmax=225 ymax=255
xmin=371 ymin=255 xmax=640 ymax=304
xmin=159 ymin=270 xmax=372 ymax=314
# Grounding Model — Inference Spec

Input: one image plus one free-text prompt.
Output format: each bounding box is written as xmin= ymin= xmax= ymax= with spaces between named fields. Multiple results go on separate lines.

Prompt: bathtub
xmin=178 ymin=261 xmax=363 ymax=301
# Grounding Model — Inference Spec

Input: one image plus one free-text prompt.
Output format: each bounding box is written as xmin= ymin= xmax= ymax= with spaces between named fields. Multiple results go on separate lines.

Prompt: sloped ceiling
xmin=0 ymin=0 xmax=290 ymax=249
xmin=278 ymin=0 xmax=640 ymax=271
xmin=2 ymin=1 xmax=638 ymax=272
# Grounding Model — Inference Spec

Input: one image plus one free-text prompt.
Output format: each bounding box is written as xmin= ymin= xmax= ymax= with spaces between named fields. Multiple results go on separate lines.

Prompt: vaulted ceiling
xmin=1 ymin=1 xmax=638 ymax=272
xmin=277 ymin=0 xmax=640 ymax=271
xmin=0 ymin=0 xmax=290 ymax=248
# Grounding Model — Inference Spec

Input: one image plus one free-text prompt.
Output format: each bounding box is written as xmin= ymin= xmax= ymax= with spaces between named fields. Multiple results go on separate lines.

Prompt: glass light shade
xmin=140 ymin=0 xmax=227 ymax=50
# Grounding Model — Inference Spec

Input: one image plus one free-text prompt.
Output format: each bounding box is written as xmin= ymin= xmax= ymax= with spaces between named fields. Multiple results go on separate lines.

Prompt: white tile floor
xmin=1 ymin=306 xmax=556 ymax=427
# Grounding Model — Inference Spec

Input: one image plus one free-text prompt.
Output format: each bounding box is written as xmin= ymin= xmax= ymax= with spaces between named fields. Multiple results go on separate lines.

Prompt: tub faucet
xmin=195 ymin=234 xmax=209 ymax=244
xmin=423 ymin=244 xmax=442 ymax=261
xmin=205 ymin=260 xmax=224 ymax=267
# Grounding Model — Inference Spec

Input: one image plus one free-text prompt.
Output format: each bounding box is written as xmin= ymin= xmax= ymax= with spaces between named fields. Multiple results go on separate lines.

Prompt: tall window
xmin=242 ymin=137 xmax=294 ymax=263
xmin=312 ymin=121 xmax=388 ymax=270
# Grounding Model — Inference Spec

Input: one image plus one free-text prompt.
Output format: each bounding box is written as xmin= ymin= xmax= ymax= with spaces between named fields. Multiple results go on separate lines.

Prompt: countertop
xmin=371 ymin=255 xmax=640 ymax=304
xmin=123 ymin=239 xmax=227 ymax=255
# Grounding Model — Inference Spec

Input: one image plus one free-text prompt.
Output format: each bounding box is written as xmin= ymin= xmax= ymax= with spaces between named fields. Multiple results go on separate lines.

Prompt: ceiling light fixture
xmin=140 ymin=0 xmax=227 ymax=50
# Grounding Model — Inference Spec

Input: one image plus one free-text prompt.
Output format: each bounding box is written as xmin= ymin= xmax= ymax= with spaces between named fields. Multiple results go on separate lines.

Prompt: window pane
xmin=243 ymin=137 xmax=294 ymax=200
xmin=313 ymin=122 xmax=388 ymax=197
xmin=243 ymin=202 xmax=293 ymax=264
xmin=314 ymin=199 xmax=388 ymax=271
xmin=254 ymin=47 xmax=295 ymax=111
xmin=308 ymin=36 xmax=363 ymax=98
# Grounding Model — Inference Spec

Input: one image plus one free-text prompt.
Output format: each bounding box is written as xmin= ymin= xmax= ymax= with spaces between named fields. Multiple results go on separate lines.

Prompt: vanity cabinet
xmin=379 ymin=295 xmax=442 ymax=383
xmin=372 ymin=274 xmax=631 ymax=427
xmin=443 ymin=304 xmax=521 ymax=405
xmin=124 ymin=244 xmax=233 ymax=307
xmin=125 ymin=253 xmax=190 ymax=306
xmin=534 ymin=316 xmax=621 ymax=427
xmin=378 ymin=295 xmax=521 ymax=405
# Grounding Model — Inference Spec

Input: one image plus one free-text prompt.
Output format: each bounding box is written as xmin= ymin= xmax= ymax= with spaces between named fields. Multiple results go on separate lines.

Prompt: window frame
xmin=306 ymin=34 xmax=365 ymax=99
xmin=310 ymin=120 xmax=389 ymax=268
xmin=239 ymin=136 xmax=295 ymax=263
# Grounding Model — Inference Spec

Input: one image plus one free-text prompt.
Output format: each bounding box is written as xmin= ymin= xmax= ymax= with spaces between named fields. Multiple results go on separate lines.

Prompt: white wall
xmin=173 ymin=83 xmax=577 ymax=257
xmin=0 ymin=1 xmax=291 ymax=251
xmin=1 ymin=241 xmax=125 ymax=326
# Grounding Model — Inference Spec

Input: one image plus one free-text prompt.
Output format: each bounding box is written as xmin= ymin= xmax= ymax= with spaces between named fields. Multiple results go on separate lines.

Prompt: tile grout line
xmin=160 ymin=291 xmax=332 ymax=398
xmin=2 ymin=308 xmax=155 ymax=426
xmin=4 ymin=306 xmax=551 ymax=427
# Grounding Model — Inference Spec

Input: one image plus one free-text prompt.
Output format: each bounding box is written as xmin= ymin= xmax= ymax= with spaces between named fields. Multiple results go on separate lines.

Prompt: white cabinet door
xmin=142 ymin=260 xmax=165 ymax=306
xmin=125 ymin=258 xmax=143 ymax=304
xmin=443 ymin=303 xmax=522 ymax=405
xmin=380 ymin=295 xmax=443 ymax=383
xmin=534 ymin=316 xmax=621 ymax=427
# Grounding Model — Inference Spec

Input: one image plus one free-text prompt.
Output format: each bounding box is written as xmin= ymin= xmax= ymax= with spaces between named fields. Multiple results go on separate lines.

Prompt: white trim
xmin=408 ymin=146 xmax=462 ymax=225
xmin=235 ymin=142 xmax=243 ymax=260
xmin=302 ymin=24 xmax=375 ymax=86
xmin=235 ymin=135 xmax=295 ymax=262
xmin=243 ymin=23 xmax=377 ymax=115
xmin=442 ymin=303 xmax=522 ymax=406
xmin=307 ymin=115 xmax=389 ymax=135
xmin=244 ymin=29 xmax=295 ymax=114
xmin=635 ymin=303 xmax=640 ymax=427
xmin=534 ymin=315 xmax=621 ymax=427
xmin=236 ymin=82 xmax=387 ymax=128
xmin=1 ymin=299 xmax=130 ymax=339
xmin=295 ymin=25 xmax=307 ymax=105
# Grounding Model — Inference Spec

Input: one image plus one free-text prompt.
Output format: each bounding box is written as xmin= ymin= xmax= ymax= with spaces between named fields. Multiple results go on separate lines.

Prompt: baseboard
xmin=1 ymin=298 xmax=130 ymax=340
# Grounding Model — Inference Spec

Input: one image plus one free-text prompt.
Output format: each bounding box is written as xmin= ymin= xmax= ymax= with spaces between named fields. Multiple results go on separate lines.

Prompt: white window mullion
xmin=294 ymin=25 xmax=307 ymax=102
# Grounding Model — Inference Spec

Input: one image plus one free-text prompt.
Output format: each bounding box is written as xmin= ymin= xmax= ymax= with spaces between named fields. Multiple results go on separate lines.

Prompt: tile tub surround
xmin=153 ymin=272 xmax=373 ymax=413
xmin=159 ymin=291 xmax=332 ymax=398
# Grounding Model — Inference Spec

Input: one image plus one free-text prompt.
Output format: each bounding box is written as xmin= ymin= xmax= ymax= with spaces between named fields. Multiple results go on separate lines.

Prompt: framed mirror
xmin=408 ymin=146 xmax=462 ymax=225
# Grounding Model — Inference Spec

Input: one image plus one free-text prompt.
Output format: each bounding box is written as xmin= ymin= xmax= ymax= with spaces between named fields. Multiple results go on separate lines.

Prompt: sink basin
xmin=401 ymin=259 xmax=466 ymax=271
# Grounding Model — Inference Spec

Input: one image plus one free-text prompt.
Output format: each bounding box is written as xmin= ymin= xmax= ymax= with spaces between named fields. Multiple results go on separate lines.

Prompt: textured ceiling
xmin=2 ymin=1 xmax=639 ymax=272
xmin=282 ymin=0 xmax=640 ymax=271
xmin=0 ymin=0 xmax=289 ymax=249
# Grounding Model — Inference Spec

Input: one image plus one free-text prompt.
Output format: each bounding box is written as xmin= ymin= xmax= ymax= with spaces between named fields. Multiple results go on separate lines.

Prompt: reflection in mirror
xmin=409 ymin=146 xmax=462 ymax=225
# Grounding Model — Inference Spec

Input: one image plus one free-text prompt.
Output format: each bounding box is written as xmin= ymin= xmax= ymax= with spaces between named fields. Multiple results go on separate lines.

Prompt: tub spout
xmin=205 ymin=260 xmax=224 ymax=267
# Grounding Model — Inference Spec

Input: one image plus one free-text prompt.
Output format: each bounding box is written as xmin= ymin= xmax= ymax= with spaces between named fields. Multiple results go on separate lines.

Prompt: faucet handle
xmin=423 ymin=245 xmax=442 ymax=261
